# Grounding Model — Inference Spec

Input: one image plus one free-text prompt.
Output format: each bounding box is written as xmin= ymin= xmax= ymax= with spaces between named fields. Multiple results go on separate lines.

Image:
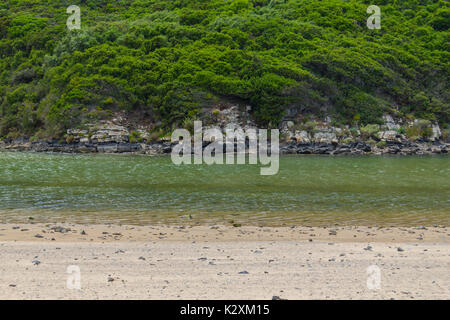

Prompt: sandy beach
xmin=0 ymin=223 xmax=448 ymax=300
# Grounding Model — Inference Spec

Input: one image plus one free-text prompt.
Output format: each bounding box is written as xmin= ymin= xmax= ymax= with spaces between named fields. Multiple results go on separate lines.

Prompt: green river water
xmin=0 ymin=152 xmax=448 ymax=226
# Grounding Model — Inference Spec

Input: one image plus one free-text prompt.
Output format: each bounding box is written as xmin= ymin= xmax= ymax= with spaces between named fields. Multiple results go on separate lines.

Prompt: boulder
xmin=280 ymin=121 xmax=294 ymax=133
xmin=293 ymin=130 xmax=310 ymax=144
xmin=117 ymin=143 xmax=132 ymax=153
xmin=379 ymin=130 xmax=400 ymax=142
xmin=97 ymin=144 xmax=118 ymax=153
xmin=430 ymin=123 xmax=441 ymax=141
xmin=382 ymin=114 xmax=401 ymax=131
xmin=312 ymin=130 xmax=338 ymax=144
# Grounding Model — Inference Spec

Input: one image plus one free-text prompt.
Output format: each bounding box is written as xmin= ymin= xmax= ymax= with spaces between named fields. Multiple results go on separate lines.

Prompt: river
xmin=0 ymin=152 xmax=448 ymax=226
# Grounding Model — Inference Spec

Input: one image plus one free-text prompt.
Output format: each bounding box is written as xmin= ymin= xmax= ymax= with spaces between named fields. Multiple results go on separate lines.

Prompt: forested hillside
xmin=0 ymin=0 xmax=448 ymax=139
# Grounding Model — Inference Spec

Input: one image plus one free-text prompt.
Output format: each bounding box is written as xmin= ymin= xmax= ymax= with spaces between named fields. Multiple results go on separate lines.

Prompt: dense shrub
xmin=360 ymin=124 xmax=380 ymax=140
xmin=0 ymin=0 xmax=448 ymax=138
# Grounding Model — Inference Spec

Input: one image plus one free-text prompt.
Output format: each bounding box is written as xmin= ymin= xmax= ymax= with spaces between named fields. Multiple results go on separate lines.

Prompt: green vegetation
xmin=129 ymin=130 xmax=143 ymax=143
xmin=360 ymin=123 xmax=380 ymax=139
xmin=297 ymin=120 xmax=317 ymax=134
xmin=0 ymin=0 xmax=449 ymax=139
xmin=442 ymin=124 xmax=450 ymax=140
xmin=405 ymin=119 xmax=433 ymax=140
xmin=146 ymin=128 xmax=164 ymax=143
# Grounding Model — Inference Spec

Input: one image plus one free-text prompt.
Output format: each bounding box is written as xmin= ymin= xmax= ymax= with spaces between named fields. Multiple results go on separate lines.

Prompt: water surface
xmin=0 ymin=152 xmax=448 ymax=226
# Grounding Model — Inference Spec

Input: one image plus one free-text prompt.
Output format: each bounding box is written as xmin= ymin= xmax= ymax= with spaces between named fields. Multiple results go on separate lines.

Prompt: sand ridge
xmin=0 ymin=223 xmax=448 ymax=243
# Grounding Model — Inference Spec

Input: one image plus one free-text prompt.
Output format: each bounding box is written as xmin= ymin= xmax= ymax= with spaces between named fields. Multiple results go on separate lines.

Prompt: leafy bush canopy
xmin=0 ymin=0 xmax=448 ymax=138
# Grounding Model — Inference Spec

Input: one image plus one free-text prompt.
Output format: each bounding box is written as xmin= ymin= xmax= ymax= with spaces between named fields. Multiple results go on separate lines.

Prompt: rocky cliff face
xmin=277 ymin=114 xmax=447 ymax=155
xmin=1 ymin=107 xmax=448 ymax=155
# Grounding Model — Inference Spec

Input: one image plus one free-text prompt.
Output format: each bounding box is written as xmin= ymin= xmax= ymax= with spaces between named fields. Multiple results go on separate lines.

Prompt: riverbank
xmin=1 ymin=139 xmax=449 ymax=155
xmin=0 ymin=224 xmax=448 ymax=300
xmin=2 ymin=110 xmax=449 ymax=156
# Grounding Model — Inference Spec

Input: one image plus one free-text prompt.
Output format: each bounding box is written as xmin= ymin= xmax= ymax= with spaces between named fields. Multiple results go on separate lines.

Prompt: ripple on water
xmin=0 ymin=152 xmax=449 ymax=226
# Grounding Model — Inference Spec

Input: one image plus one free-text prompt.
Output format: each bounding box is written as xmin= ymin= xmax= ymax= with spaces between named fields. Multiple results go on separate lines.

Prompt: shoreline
xmin=0 ymin=223 xmax=447 ymax=243
xmin=1 ymin=139 xmax=449 ymax=156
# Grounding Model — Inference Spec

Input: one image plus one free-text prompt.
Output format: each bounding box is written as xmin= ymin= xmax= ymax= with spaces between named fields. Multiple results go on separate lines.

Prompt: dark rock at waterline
xmin=334 ymin=146 xmax=351 ymax=154
xmin=289 ymin=141 xmax=373 ymax=155
xmin=76 ymin=144 xmax=97 ymax=153
xmin=97 ymin=144 xmax=117 ymax=153
xmin=1 ymin=137 xmax=449 ymax=156
xmin=162 ymin=145 xmax=172 ymax=154
xmin=118 ymin=143 xmax=142 ymax=153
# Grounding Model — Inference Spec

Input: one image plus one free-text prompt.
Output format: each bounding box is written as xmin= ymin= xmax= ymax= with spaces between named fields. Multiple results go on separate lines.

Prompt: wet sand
xmin=0 ymin=223 xmax=448 ymax=300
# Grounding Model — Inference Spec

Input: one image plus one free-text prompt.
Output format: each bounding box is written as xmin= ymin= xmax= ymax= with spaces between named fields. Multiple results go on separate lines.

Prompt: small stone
xmin=238 ymin=271 xmax=249 ymax=274
xmin=397 ymin=247 xmax=404 ymax=252
xmin=81 ymin=230 xmax=87 ymax=235
xmin=32 ymin=260 xmax=40 ymax=266
xmin=138 ymin=256 xmax=146 ymax=261
xmin=34 ymin=234 xmax=43 ymax=238
xmin=51 ymin=226 xmax=70 ymax=233
xmin=364 ymin=245 xmax=373 ymax=251
xmin=107 ymin=276 xmax=114 ymax=282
